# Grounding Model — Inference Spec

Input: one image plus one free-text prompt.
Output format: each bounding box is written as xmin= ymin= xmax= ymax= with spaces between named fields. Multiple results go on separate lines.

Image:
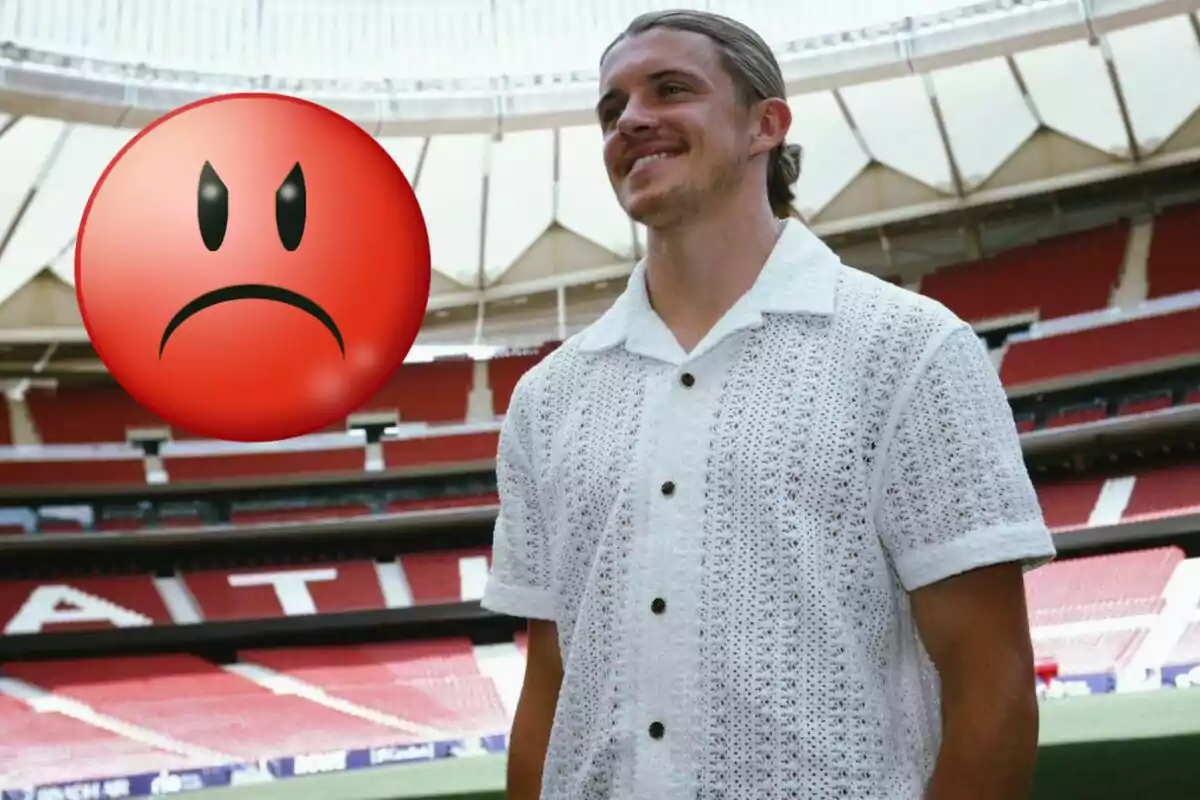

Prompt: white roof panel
xmin=1108 ymin=15 xmax=1200 ymax=152
xmin=375 ymin=137 xmax=426 ymax=181
xmin=485 ymin=129 xmax=556 ymax=283
xmin=787 ymin=91 xmax=870 ymax=219
xmin=0 ymin=117 xmax=68 ymax=300
xmin=842 ymin=75 xmax=953 ymax=191
xmin=932 ymin=58 xmax=1039 ymax=190
xmin=417 ymin=133 xmax=489 ymax=286
xmin=556 ymin=124 xmax=635 ymax=261
xmin=1 ymin=124 xmax=134 ymax=291
xmin=1017 ymin=40 xmax=1128 ymax=156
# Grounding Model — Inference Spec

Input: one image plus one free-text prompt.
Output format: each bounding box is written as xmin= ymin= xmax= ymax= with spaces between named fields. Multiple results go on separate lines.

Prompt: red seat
xmin=0 ymin=694 xmax=205 ymax=788
xmin=1035 ymin=478 xmax=1104 ymax=531
xmin=359 ymin=359 xmax=475 ymax=424
xmin=919 ymin=224 xmax=1126 ymax=324
xmin=1000 ymin=308 xmax=1200 ymax=388
xmin=487 ymin=343 xmax=559 ymax=416
xmin=163 ymin=448 xmax=364 ymax=482
xmin=0 ymin=457 xmax=144 ymax=486
xmin=239 ymin=640 xmax=509 ymax=736
xmin=400 ymin=547 xmax=493 ymax=606
xmin=0 ymin=399 xmax=10 ymax=445
xmin=1146 ymin=203 xmax=1200 ymax=299
xmin=1024 ymin=547 xmax=1183 ymax=627
xmin=381 ymin=431 xmax=499 ymax=469
xmin=1122 ymin=461 xmax=1200 ymax=523
xmin=25 ymin=385 xmax=166 ymax=444
xmin=3 ymin=654 xmax=420 ymax=759
xmin=1117 ymin=391 xmax=1174 ymax=417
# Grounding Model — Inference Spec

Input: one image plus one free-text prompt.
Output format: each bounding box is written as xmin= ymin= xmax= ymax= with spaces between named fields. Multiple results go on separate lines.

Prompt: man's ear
xmin=750 ymin=96 xmax=792 ymax=158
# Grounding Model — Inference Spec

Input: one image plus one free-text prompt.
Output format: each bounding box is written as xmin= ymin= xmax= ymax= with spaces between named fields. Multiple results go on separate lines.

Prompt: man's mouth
xmin=627 ymin=148 xmax=685 ymax=176
xmin=633 ymin=154 xmax=681 ymax=172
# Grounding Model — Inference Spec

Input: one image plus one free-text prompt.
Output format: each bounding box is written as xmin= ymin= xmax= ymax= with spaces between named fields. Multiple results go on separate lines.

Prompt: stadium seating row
xmin=5 ymin=301 xmax=1197 ymax=450
xmin=1 ymin=548 xmax=1197 ymax=789
xmin=1 ymin=203 xmax=1198 ymax=450
xmin=0 ymin=430 xmax=502 ymax=486
xmin=921 ymin=203 xmax=1200 ymax=323
xmin=0 ymin=549 xmax=492 ymax=635
xmin=0 ymin=640 xmax=513 ymax=788
xmin=1029 ymin=548 xmax=1200 ymax=695
xmin=4 ymin=458 xmax=1197 ymax=537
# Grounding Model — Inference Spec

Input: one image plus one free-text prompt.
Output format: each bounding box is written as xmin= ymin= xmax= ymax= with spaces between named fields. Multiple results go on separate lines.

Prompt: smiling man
xmin=481 ymin=10 xmax=1056 ymax=800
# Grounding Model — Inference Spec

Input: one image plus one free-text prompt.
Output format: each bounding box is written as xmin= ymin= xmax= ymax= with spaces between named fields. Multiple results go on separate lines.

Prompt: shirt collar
xmin=577 ymin=219 xmax=842 ymax=358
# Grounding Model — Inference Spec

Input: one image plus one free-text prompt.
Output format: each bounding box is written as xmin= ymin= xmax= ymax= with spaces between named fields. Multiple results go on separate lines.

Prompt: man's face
xmin=597 ymin=28 xmax=753 ymax=228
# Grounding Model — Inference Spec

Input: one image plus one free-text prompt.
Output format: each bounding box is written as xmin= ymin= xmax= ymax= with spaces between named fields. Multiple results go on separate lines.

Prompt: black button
xmin=651 ymin=597 xmax=666 ymax=614
xmin=649 ymin=721 xmax=665 ymax=739
xmin=661 ymin=481 xmax=675 ymax=497
xmin=680 ymin=372 xmax=695 ymax=387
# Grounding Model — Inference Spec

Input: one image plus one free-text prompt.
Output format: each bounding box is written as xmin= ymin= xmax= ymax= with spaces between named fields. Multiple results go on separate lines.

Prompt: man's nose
xmin=615 ymin=96 xmax=657 ymax=135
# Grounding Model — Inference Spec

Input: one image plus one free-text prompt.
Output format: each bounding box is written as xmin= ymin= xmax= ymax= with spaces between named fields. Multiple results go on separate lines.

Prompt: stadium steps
xmin=1110 ymin=217 xmax=1152 ymax=311
xmin=1119 ymin=558 xmax=1200 ymax=690
xmin=238 ymin=640 xmax=511 ymax=738
xmin=1 ymin=655 xmax=429 ymax=760
xmin=471 ymin=642 xmax=525 ymax=721
xmin=1027 ymin=548 xmax=1186 ymax=688
xmin=1086 ymin=476 xmax=1136 ymax=527
xmin=0 ymin=676 xmax=234 ymax=786
xmin=221 ymin=661 xmax=457 ymax=742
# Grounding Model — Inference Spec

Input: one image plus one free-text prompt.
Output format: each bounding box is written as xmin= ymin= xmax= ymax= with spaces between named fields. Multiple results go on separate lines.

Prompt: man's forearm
xmin=925 ymin=684 xmax=1040 ymax=799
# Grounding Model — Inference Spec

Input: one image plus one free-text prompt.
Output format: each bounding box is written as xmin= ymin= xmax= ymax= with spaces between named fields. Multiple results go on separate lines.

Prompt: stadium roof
xmin=0 ymin=0 xmax=1199 ymax=368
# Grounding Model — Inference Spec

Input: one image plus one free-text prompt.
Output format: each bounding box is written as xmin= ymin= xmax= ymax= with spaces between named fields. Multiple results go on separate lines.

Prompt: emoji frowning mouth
xmin=159 ymin=283 xmax=344 ymax=358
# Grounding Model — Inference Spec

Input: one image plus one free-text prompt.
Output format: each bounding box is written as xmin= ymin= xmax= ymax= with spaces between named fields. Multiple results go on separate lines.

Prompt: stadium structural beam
xmin=1005 ymin=55 xmax=1046 ymax=129
xmin=876 ymin=227 xmax=895 ymax=274
xmin=1080 ymin=0 xmax=1144 ymax=163
xmin=0 ymin=114 xmax=20 ymax=141
xmin=907 ymin=21 xmax=984 ymax=262
xmin=556 ymin=285 xmax=567 ymax=342
xmin=0 ymin=124 xmax=70 ymax=264
xmin=830 ymin=88 xmax=873 ymax=163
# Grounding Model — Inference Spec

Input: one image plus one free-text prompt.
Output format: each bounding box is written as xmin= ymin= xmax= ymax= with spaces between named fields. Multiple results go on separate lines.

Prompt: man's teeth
xmin=633 ymin=152 xmax=677 ymax=170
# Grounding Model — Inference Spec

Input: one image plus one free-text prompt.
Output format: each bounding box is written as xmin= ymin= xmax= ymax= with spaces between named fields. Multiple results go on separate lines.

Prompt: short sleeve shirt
xmin=481 ymin=220 xmax=1056 ymax=800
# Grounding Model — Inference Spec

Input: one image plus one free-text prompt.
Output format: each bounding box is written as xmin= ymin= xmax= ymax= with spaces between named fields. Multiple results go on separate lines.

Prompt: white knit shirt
xmin=481 ymin=220 xmax=1056 ymax=799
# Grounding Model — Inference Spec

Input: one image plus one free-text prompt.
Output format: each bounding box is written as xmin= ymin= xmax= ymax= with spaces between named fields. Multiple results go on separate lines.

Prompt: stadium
xmin=1 ymin=0 xmax=1200 ymax=797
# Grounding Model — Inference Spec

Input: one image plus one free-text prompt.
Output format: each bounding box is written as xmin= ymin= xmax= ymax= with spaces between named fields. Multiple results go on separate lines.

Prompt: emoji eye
xmin=197 ymin=161 xmax=228 ymax=252
xmin=276 ymin=162 xmax=306 ymax=252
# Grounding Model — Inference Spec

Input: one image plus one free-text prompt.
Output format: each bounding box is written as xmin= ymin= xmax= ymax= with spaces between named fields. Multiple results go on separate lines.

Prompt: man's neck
xmin=643 ymin=196 xmax=785 ymax=353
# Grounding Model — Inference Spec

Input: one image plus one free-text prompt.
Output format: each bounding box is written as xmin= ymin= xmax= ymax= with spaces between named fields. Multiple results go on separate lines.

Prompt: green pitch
xmin=194 ymin=689 xmax=1200 ymax=800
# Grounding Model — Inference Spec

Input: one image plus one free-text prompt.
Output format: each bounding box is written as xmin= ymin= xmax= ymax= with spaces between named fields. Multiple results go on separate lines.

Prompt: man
xmin=481 ymin=9 xmax=1056 ymax=800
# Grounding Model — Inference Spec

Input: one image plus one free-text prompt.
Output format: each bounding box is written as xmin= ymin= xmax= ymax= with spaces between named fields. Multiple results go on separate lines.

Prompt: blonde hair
xmin=603 ymin=9 xmax=803 ymax=219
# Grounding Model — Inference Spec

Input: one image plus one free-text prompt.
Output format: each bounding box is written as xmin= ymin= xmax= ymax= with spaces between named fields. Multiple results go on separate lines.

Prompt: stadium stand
xmin=918 ymin=223 xmax=1128 ymax=325
xmin=239 ymin=640 xmax=511 ymax=736
xmin=3 ymin=2 xmax=1200 ymax=797
xmin=1121 ymin=460 xmax=1200 ymax=523
xmin=23 ymin=384 xmax=171 ymax=444
xmin=0 ymin=693 xmax=207 ymax=788
xmin=1146 ymin=203 xmax=1200 ymax=300
xmin=998 ymin=307 xmax=1200 ymax=390
xmin=1 ymin=655 xmax=431 ymax=757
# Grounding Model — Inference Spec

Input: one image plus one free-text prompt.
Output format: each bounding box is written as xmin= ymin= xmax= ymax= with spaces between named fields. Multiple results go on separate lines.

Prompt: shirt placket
xmin=631 ymin=358 xmax=712 ymax=800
